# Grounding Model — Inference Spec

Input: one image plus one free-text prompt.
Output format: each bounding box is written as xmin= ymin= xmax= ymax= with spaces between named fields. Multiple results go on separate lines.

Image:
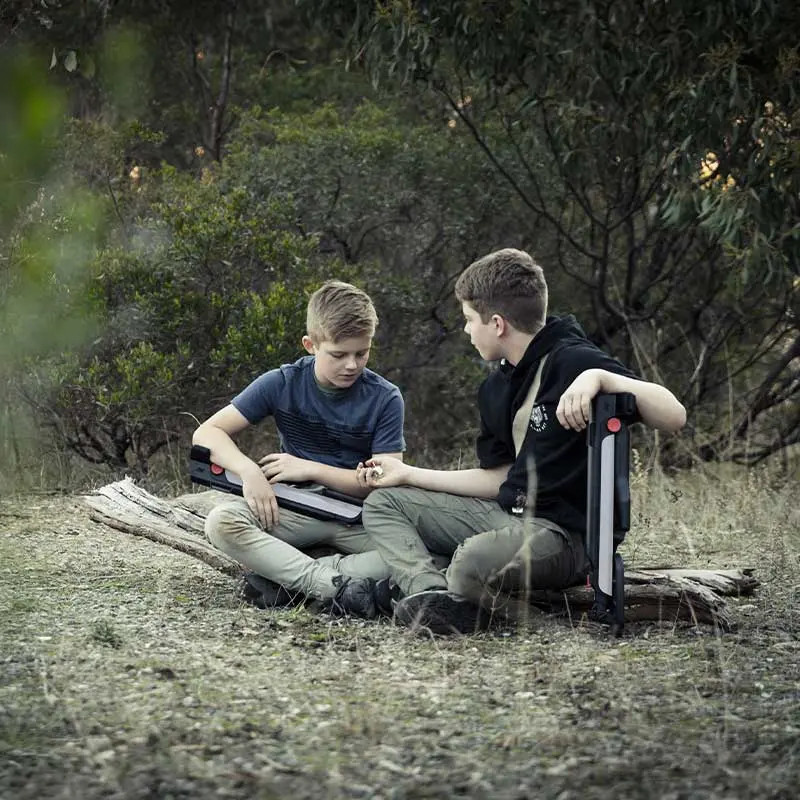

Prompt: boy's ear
xmin=301 ymin=335 xmax=316 ymax=354
xmin=491 ymin=314 xmax=508 ymax=337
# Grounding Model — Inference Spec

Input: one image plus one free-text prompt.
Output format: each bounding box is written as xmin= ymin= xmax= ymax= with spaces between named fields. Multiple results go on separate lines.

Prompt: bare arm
xmin=260 ymin=451 xmax=403 ymax=498
xmin=358 ymin=456 xmax=511 ymax=500
xmin=192 ymin=405 xmax=279 ymax=529
xmin=557 ymin=369 xmax=687 ymax=432
xmin=193 ymin=405 xmax=261 ymax=476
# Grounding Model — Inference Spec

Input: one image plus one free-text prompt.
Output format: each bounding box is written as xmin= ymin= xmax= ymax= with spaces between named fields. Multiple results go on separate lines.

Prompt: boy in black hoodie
xmin=357 ymin=248 xmax=686 ymax=634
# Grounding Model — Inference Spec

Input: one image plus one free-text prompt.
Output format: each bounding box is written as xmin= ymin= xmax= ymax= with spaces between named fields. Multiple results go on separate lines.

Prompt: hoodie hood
xmin=514 ymin=315 xmax=588 ymax=374
xmin=500 ymin=315 xmax=589 ymax=402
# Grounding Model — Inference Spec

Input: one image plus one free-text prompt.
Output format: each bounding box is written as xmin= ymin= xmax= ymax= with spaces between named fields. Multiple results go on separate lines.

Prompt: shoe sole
xmin=394 ymin=593 xmax=487 ymax=635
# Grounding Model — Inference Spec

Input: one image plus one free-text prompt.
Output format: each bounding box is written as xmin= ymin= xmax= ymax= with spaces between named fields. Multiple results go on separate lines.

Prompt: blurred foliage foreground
xmin=1 ymin=1 xmax=799 ymax=492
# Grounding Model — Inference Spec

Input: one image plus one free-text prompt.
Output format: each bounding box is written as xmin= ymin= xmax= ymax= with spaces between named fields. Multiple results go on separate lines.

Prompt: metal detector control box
xmin=189 ymin=445 xmax=363 ymax=524
xmin=586 ymin=392 xmax=637 ymax=633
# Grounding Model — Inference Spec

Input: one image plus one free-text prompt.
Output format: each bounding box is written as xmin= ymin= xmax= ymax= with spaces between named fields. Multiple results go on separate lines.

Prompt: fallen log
xmin=84 ymin=478 xmax=240 ymax=577
xmin=83 ymin=477 xmax=759 ymax=630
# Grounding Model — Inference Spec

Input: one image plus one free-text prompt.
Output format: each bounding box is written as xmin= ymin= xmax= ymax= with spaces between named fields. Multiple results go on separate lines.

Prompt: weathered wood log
xmin=84 ymin=478 xmax=758 ymax=630
xmin=529 ymin=566 xmax=760 ymax=630
xmin=84 ymin=478 xmax=241 ymax=577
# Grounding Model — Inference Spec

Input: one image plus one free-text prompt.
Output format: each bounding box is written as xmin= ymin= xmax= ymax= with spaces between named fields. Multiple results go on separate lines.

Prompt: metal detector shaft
xmin=586 ymin=393 xmax=637 ymax=632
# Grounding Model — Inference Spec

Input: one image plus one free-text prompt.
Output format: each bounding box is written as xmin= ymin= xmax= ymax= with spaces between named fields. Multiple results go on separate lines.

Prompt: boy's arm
xmin=259 ymin=382 xmax=406 ymax=497
xmin=192 ymin=405 xmax=280 ymax=529
xmin=260 ymin=451 xmax=403 ymax=498
xmin=557 ymin=369 xmax=687 ymax=433
xmin=358 ymin=456 xmax=511 ymax=500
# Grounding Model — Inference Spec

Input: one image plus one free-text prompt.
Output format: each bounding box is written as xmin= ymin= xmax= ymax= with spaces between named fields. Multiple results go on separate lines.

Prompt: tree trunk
xmin=83 ymin=478 xmax=758 ymax=631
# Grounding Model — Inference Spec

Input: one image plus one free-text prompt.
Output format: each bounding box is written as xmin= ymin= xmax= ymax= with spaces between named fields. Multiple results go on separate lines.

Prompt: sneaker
xmin=393 ymin=589 xmax=489 ymax=634
xmin=328 ymin=575 xmax=378 ymax=619
xmin=239 ymin=571 xmax=303 ymax=609
xmin=373 ymin=577 xmax=402 ymax=617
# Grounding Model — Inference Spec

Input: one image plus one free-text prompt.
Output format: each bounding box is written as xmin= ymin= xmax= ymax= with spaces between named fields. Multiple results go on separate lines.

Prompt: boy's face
xmin=302 ymin=334 xmax=372 ymax=388
xmin=462 ymin=301 xmax=502 ymax=361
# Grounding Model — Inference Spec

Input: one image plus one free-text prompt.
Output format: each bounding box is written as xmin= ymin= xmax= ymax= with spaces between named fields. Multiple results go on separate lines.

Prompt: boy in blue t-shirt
xmin=194 ymin=280 xmax=404 ymax=618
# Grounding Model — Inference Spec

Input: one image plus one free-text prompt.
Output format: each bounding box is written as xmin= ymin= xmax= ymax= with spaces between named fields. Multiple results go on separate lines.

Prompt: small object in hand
xmin=369 ymin=465 xmax=384 ymax=479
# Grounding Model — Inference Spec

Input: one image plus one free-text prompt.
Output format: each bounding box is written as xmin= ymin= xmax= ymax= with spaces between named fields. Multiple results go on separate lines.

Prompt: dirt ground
xmin=1 ymin=479 xmax=798 ymax=800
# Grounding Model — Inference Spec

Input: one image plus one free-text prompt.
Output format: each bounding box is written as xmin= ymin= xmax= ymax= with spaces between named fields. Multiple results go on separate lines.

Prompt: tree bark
xmin=527 ymin=567 xmax=758 ymax=631
xmin=84 ymin=477 xmax=240 ymax=577
xmin=83 ymin=478 xmax=758 ymax=630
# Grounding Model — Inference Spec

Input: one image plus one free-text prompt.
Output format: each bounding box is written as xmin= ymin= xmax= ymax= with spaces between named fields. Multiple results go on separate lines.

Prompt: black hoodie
xmin=476 ymin=315 xmax=639 ymax=534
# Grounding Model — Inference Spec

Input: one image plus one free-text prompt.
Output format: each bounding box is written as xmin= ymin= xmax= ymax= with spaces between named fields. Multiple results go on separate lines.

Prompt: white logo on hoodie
xmin=530 ymin=404 xmax=548 ymax=432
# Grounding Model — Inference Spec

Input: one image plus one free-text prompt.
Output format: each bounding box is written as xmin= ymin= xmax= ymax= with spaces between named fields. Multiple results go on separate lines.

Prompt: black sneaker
xmin=328 ymin=575 xmax=378 ymax=619
xmin=373 ymin=577 xmax=402 ymax=617
xmin=393 ymin=589 xmax=489 ymax=634
xmin=239 ymin=571 xmax=303 ymax=609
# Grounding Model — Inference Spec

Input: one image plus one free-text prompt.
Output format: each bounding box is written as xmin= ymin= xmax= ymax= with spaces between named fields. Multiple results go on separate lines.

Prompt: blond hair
xmin=306 ymin=280 xmax=378 ymax=343
xmin=455 ymin=248 xmax=548 ymax=334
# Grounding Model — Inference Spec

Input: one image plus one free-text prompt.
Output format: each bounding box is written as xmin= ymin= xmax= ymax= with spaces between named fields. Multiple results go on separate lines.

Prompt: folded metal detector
xmin=189 ymin=445 xmax=363 ymax=524
xmin=586 ymin=393 xmax=637 ymax=634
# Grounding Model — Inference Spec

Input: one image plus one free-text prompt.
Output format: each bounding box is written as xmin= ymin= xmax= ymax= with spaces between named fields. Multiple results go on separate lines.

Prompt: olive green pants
xmin=361 ymin=487 xmax=588 ymax=617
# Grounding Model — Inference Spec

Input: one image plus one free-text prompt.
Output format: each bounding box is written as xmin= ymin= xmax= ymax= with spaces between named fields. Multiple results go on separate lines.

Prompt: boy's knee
xmin=205 ymin=501 xmax=248 ymax=545
xmin=362 ymin=486 xmax=412 ymax=517
xmin=362 ymin=487 xmax=391 ymax=515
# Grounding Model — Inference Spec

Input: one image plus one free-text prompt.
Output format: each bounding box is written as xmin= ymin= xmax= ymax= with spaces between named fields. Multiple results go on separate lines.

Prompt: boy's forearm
xmin=192 ymin=425 xmax=262 ymax=479
xmin=402 ymin=464 xmax=509 ymax=499
xmin=306 ymin=461 xmax=371 ymax=498
xmin=597 ymin=371 xmax=687 ymax=432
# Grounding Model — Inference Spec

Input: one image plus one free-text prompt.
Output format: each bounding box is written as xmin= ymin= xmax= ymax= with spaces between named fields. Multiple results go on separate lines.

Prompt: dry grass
xmin=1 ymin=465 xmax=798 ymax=799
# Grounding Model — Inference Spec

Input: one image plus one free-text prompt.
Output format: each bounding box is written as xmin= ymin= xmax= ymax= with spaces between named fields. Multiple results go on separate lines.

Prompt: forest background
xmin=1 ymin=0 xmax=798 ymax=491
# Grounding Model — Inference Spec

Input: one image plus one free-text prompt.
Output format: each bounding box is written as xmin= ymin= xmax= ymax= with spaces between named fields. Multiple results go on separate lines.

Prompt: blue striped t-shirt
xmin=232 ymin=356 xmax=405 ymax=468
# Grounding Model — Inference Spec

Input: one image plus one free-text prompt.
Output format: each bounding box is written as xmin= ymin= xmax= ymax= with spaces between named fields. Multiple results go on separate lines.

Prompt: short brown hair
xmin=455 ymin=248 xmax=548 ymax=334
xmin=306 ymin=280 xmax=378 ymax=343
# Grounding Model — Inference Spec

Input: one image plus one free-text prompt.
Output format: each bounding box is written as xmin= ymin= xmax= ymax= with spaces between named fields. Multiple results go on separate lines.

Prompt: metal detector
xmin=585 ymin=392 xmax=638 ymax=634
xmin=188 ymin=445 xmax=363 ymax=524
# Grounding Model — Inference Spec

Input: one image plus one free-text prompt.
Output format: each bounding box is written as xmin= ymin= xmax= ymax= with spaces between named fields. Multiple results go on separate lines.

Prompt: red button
xmin=210 ymin=463 xmax=223 ymax=475
xmin=607 ymin=417 xmax=621 ymax=433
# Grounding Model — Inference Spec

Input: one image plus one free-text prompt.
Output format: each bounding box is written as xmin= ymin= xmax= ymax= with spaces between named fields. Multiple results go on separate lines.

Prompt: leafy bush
xmin=24 ymin=98 xmax=529 ymax=476
xmin=23 ymin=147 xmax=335 ymax=472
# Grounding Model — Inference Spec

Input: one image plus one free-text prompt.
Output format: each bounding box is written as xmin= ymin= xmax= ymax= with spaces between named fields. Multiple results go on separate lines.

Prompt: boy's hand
xmin=240 ymin=464 xmax=280 ymax=530
xmin=259 ymin=452 xmax=316 ymax=484
xmin=356 ymin=455 xmax=408 ymax=489
xmin=557 ymin=369 xmax=602 ymax=431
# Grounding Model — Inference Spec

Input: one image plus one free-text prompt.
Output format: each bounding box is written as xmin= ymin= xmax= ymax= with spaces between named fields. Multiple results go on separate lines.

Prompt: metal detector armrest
xmin=188 ymin=445 xmax=363 ymax=524
xmin=585 ymin=393 xmax=637 ymax=633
